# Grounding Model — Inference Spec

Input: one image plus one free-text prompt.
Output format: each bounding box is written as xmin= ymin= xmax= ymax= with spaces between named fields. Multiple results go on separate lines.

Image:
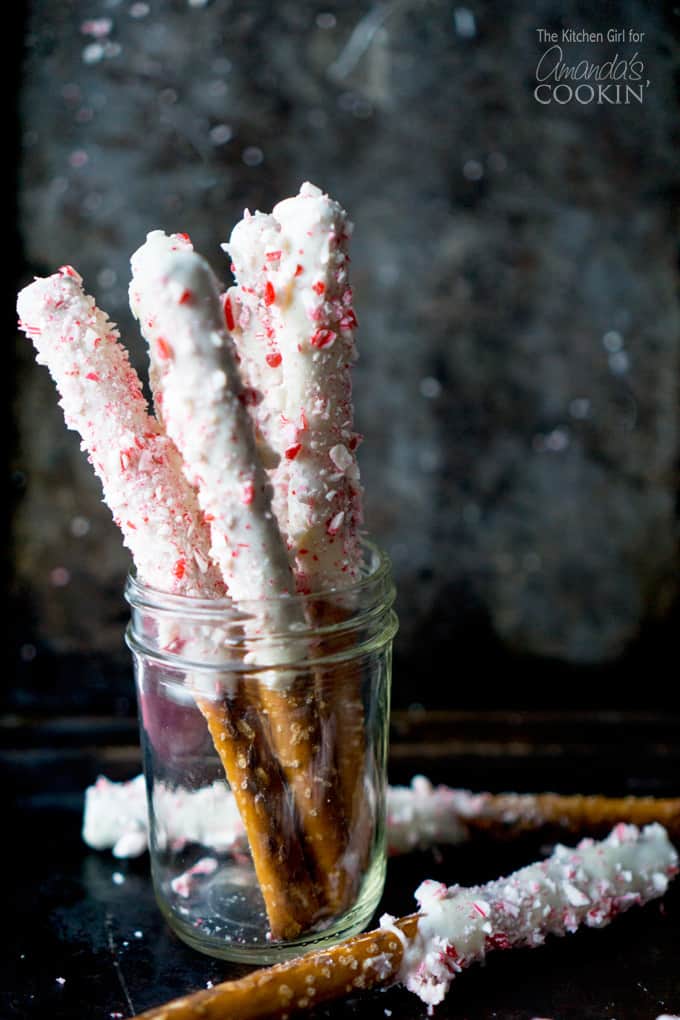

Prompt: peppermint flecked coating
xmin=223 ymin=212 xmax=290 ymax=535
xmin=225 ymin=182 xmax=363 ymax=594
xmin=394 ymin=822 xmax=678 ymax=1009
xmin=82 ymin=773 xmax=476 ymax=859
xmin=83 ymin=774 xmax=246 ymax=859
xmin=17 ymin=267 xmax=224 ymax=597
xmin=129 ymin=231 xmax=299 ymax=620
xmin=386 ymin=776 xmax=483 ymax=854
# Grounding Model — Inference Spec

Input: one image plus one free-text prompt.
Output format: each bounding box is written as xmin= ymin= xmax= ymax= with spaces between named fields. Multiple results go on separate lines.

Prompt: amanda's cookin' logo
xmin=534 ymin=27 xmax=650 ymax=105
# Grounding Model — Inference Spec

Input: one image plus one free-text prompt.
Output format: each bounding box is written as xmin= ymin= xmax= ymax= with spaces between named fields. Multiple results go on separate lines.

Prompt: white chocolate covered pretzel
xmin=128 ymin=823 xmax=678 ymax=1019
xmin=18 ymin=263 xmax=321 ymax=941
xmin=130 ymin=231 xmax=298 ymax=613
xmin=226 ymin=182 xmax=363 ymax=593
xmin=130 ymin=232 xmax=350 ymax=912
xmin=17 ymin=266 xmax=224 ymax=598
xmin=396 ymin=822 xmax=678 ymax=1008
xmin=222 ymin=211 xmax=291 ymax=533
xmin=84 ymin=772 xmax=680 ymax=860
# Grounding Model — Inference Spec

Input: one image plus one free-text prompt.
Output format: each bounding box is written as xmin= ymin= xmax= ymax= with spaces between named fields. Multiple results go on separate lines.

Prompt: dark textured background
xmin=9 ymin=0 xmax=680 ymax=712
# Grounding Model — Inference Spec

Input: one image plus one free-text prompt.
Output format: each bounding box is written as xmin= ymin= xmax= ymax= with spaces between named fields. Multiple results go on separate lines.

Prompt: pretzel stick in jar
xmin=225 ymin=185 xmax=363 ymax=593
xmin=17 ymin=266 xmax=315 ymax=941
xmin=226 ymin=185 xmax=368 ymax=907
xmin=260 ymin=186 xmax=366 ymax=866
xmin=129 ymin=822 xmax=678 ymax=1020
xmin=130 ymin=231 xmax=348 ymax=921
xmin=17 ymin=266 xmax=224 ymax=599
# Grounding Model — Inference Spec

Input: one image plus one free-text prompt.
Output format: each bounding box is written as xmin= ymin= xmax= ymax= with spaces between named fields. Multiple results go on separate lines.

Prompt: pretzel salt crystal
xmin=129 ymin=823 xmax=678 ymax=1019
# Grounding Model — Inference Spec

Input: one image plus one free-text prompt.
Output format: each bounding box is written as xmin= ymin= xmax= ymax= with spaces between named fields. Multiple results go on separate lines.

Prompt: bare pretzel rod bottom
xmin=197 ymin=687 xmax=321 ymax=940
xmin=471 ymin=792 xmax=680 ymax=838
xmin=131 ymin=915 xmax=418 ymax=1020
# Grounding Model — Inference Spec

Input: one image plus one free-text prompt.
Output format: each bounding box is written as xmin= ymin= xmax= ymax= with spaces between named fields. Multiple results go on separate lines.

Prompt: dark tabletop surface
xmin=4 ymin=709 xmax=680 ymax=1020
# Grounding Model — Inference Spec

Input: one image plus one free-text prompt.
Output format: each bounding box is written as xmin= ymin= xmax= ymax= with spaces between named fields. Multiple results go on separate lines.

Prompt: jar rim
xmin=124 ymin=539 xmax=392 ymax=616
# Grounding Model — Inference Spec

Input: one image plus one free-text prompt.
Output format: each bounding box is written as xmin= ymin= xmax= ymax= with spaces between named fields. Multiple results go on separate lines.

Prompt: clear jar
xmin=125 ymin=544 xmax=397 ymax=964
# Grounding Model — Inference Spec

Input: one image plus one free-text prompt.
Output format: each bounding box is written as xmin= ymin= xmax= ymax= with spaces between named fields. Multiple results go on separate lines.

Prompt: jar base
xmin=154 ymin=851 xmax=387 ymax=964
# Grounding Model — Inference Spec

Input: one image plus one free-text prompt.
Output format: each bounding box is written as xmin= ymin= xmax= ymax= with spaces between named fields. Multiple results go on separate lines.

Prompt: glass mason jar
xmin=125 ymin=544 xmax=397 ymax=964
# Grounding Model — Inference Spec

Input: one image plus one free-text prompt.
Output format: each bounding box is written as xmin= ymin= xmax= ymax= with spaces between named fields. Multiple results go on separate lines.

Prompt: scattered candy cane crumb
xmin=170 ymin=857 xmax=219 ymax=898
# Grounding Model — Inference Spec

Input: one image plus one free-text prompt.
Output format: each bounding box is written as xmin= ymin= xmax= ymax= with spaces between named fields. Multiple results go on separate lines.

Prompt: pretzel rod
xmin=252 ymin=678 xmax=350 ymax=912
xmin=129 ymin=232 xmax=297 ymax=608
xmin=471 ymin=790 xmax=680 ymax=839
xmin=130 ymin=232 xmax=348 ymax=917
xmin=196 ymin=687 xmax=320 ymax=938
xmin=128 ymin=823 xmax=678 ymax=1020
xmin=225 ymin=182 xmax=363 ymax=592
xmin=305 ymin=600 xmax=371 ymax=902
xmin=226 ymin=185 xmax=367 ymax=907
xmin=17 ymin=267 xmax=311 ymax=941
xmin=16 ymin=267 xmax=224 ymax=598
xmin=388 ymin=781 xmax=680 ymax=849
xmin=173 ymin=686 xmax=324 ymax=940
xmin=83 ymin=772 xmax=680 ymax=858
xmin=241 ymin=186 xmax=366 ymax=863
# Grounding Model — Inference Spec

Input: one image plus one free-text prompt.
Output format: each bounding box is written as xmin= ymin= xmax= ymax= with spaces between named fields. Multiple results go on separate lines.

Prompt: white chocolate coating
xmin=17 ymin=267 xmax=223 ymax=598
xmin=82 ymin=774 xmax=474 ymax=858
xmin=81 ymin=780 xmax=678 ymax=1014
xmin=83 ymin=774 xmax=149 ymax=857
xmin=130 ymin=232 xmax=299 ymax=617
xmin=223 ymin=212 xmax=289 ymax=534
xmin=130 ymin=232 xmax=307 ymax=687
xmin=387 ymin=776 xmax=483 ymax=853
xmin=82 ymin=776 xmax=245 ymax=858
xmin=391 ymin=823 xmax=678 ymax=1009
xmin=225 ymin=182 xmax=363 ymax=593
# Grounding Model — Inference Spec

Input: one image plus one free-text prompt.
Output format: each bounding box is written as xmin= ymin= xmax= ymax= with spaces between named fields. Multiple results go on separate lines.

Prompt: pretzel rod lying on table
xmin=83 ymin=772 xmax=680 ymax=859
xmin=17 ymin=267 xmax=316 ymax=941
xmin=386 ymin=776 xmax=680 ymax=851
xmin=128 ymin=822 xmax=678 ymax=1019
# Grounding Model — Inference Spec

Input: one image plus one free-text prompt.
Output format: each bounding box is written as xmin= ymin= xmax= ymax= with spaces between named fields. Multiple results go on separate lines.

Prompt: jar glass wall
xmin=125 ymin=545 xmax=397 ymax=964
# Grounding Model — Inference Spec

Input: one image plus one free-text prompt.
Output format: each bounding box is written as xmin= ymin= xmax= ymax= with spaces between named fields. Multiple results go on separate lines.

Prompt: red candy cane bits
xmin=130 ymin=231 xmax=348 ymax=921
xmin=126 ymin=825 xmax=678 ymax=1020
xmin=225 ymin=184 xmax=366 ymax=916
xmin=17 ymin=267 xmax=224 ymax=598
xmin=223 ymin=294 xmax=236 ymax=331
xmin=225 ymin=183 xmax=363 ymax=592
xmin=222 ymin=213 xmax=290 ymax=537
